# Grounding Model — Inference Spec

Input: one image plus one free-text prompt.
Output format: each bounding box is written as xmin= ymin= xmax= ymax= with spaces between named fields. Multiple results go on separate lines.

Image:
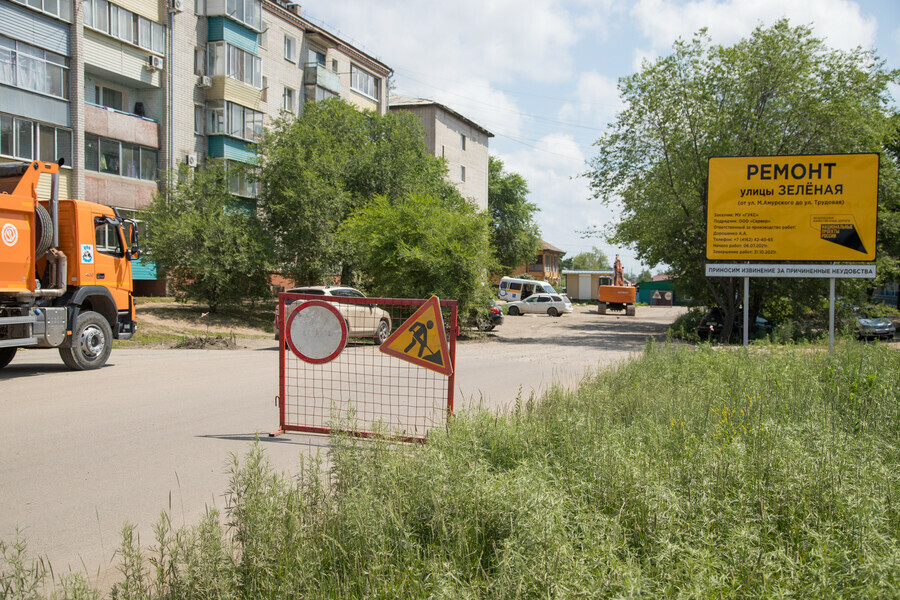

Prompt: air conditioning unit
xmin=171 ymin=0 xmax=184 ymax=12
xmin=198 ymin=75 xmax=212 ymax=88
xmin=148 ymin=55 xmax=164 ymax=70
xmin=185 ymin=154 xmax=198 ymax=167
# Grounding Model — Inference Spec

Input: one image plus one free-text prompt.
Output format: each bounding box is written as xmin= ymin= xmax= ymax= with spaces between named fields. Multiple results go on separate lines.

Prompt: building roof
xmin=265 ymin=1 xmax=392 ymax=76
xmin=389 ymin=96 xmax=494 ymax=138
xmin=541 ymin=240 xmax=564 ymax=254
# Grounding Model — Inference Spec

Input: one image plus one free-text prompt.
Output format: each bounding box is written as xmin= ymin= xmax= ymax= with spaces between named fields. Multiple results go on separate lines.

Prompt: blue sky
xmin=299 ymin=0 xmax=900 ymax=275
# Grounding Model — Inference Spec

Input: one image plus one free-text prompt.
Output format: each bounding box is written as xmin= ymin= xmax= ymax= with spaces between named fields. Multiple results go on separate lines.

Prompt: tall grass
xmin=4 ymin=340 xmax=900 ymax=598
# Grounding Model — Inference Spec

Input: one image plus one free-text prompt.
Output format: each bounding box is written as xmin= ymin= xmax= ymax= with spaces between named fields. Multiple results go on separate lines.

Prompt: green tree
xmin=586 ymin=20 xmax=899 ymax=339
xmin=569 ymin=247 xmax=611 ymax=270
xmin=339 ymin=193 xmax=496 ymax=324
xmin=256 ymin=99 xmax=460 ymax=285
xmin=488 ymin=156 xmax=541 ymax=274
xmin=143 ymin=165 xmax=271 ymax=311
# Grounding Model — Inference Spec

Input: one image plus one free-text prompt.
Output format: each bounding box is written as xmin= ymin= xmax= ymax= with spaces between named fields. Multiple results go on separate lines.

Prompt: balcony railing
xmin=84 ymin=102 xmax=159 ymax=149
xmin=303 ymin=63 xmax=340 ymax=95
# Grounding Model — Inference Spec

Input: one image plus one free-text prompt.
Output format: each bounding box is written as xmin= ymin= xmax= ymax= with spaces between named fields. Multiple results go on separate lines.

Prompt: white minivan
xmin=497 ymin=277 xmax=558 ymax=302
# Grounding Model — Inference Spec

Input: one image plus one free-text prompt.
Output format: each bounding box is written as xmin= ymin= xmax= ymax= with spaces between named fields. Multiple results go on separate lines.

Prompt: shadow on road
xmin=198 ymin=432 xmax=333 ymax=449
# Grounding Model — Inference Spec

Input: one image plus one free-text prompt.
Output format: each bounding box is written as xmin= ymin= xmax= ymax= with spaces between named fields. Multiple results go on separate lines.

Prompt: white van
xmin=498 ymin=277 xmax=558 ymax=302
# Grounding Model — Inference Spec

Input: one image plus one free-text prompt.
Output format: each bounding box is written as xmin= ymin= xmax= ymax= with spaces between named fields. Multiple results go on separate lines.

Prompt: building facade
xmin=389 ymin=96 xmax=492 ymax=211
xmin=0 ymin=0 xmax=391 ymax=293
xmin=509 ymin=240 xmax=564 ymax=287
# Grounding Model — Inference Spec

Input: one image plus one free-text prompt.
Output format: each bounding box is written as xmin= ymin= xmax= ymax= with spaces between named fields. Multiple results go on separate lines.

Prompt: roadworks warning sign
xmin=379 ymin=296 xmax=452 ymax=376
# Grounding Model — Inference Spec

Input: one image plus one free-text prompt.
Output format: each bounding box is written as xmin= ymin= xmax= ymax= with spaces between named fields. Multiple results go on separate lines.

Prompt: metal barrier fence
xmin=275 ymin=293 xmax=457 ymax=443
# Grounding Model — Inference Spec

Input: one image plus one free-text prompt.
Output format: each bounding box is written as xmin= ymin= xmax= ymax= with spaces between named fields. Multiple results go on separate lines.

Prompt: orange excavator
xmin=597 ymin=254 xmax=636 ymax=316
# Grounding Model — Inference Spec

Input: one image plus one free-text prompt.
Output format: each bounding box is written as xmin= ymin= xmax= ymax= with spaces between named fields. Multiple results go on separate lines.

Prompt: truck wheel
xmin=625 ymin=304 xmax=636 ymax=317
xmin=0 ymin=347 xmax=16 ymax=369
xmin=598 ymin=302 xmax=607 ymax=315
xmin=59 ymin=311 xmax=112 ymax=370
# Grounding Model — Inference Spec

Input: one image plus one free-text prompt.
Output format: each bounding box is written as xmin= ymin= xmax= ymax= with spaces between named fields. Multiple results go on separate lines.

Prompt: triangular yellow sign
xmin=379 ymin=296 xmax=452 ymax=376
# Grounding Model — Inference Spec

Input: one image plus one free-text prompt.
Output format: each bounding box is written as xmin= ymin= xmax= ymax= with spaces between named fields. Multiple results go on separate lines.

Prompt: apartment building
xmin=0 ymin=0 xmax=391 ymax=293
xmin=389 ymin=96 xmax=493 ymax=211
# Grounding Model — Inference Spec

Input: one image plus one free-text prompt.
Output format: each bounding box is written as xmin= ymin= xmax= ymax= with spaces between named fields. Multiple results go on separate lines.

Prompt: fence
xmin=275 ymin=293 xmax=457 ymax=443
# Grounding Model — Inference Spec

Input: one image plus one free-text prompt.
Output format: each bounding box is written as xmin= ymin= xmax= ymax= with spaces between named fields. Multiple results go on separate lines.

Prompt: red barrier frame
xmin=273 ymin=294 xmax=457 ymax=443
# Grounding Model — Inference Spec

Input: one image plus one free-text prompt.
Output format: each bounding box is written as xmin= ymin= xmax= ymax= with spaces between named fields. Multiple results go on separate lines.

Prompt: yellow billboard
xmin=706 ymin=154 xmax=879 ymax=261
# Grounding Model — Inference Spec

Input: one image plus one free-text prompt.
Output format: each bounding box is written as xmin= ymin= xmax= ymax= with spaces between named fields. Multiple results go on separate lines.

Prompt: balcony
xmin=303 ymin=63 xmax=340 ymax=95
xmin=84 ymin=103 xmax=158 ymax=148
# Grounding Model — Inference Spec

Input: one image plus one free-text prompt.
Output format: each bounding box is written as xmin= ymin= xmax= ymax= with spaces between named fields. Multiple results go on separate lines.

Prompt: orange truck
xmin=597 ymin=280 xmax=636 ymax=316
xmin=0 ymin=160 xmax=140 ymax=370
xmin=597 ymin=254 xmax=636 ymax=316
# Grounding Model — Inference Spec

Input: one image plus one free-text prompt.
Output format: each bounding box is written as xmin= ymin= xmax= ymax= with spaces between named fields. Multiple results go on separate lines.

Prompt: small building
xmin=562 ymin=270 xmax=615 ymax=301
xmin=511 ymin=240 xmax=564 ymax=287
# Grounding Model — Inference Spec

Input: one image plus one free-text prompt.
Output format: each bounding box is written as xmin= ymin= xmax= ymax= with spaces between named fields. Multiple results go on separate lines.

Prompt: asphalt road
xmin=0 ymin=304 xmax=684 ymax=588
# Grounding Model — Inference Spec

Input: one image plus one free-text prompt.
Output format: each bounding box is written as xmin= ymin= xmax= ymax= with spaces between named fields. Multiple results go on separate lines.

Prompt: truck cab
xmin=0 ymin=160 xmax=139 ymax=370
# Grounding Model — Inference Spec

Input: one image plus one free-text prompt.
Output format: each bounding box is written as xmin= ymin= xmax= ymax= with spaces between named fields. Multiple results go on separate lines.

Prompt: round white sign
xmin=1 ymin=223 xmax=18 ymax=247
xmin=285 ymin=300 xmax=347 ymax=364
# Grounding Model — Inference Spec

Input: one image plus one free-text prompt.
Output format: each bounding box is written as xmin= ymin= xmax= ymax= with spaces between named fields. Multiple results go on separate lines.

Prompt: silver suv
xmin=276 ymin=286 xmax=392 ymax=345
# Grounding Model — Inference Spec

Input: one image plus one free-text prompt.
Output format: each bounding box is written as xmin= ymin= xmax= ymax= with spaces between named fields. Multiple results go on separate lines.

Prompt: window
xmin=95 ymin=220 xmax=123 ymax=256
xmin=308 ymin=49 xmax=325 ymax=66
xmin=94 ymin=84 xmax=124 ymax=111
xmin=225 ymin=160 xmax=257 ymax=198
xmin=225 ymin=0 xmax=261 ymax=30
xmin=313 ymin=86 xmax=336 ymax=102
xmin=461 ymin=134 xmax=466 ymax=150
xmin=0 ymin=35 xmax=69 ymax=100
xmin=84 ymin=133 xmax=158 ymax=180
xmin=460 ymin=165 xmax=466 ymax=182
xmin=284 ymin=35 xmax=295 ymax=62
xmin=258 ymin=23 xmax=267 ymax=48
xmin=282 ymin=87 xmax=294 ymax=112
xmin=331 ymin=59 xmax=338 ymax=73
xmin=194 ymin=104 xmax=204 ymax=134
xmin=350 ymin=65 xmax=379 ymax=99
xmin=82 ymin=0 xmax=164 ymax=54
xmin=11 ymin=0 xmax=73 ymax=21
xmin=207 ymin=42 xmax=262 ymax=88
xmin=194 ymin=47 xmax=205 ymax=76
xmin=206 ymin=100 xmax=263 ymax=141
xmin=0 ymin=115 xmax=70 ymax=163
xmin=193 ymin=0 xmax=204 ymax=15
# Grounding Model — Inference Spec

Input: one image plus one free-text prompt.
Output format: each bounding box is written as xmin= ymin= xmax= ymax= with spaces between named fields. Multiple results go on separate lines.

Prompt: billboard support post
xmin=829 ymin=277 xmax=836 ymax=354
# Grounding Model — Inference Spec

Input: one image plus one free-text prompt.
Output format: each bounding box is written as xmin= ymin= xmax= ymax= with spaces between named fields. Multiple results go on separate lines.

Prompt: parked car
xmin=474 ymin=300 xmax=504 ymax=331
xmin=275 ymin=286 xmax=392 ymax=345
xmin=854 ymin=312 xmax=896 ymax=341
xmin=506 ymin=293 xmax=573 ymax=317
xmin=696 ymin=307 xmax=773 ymax=340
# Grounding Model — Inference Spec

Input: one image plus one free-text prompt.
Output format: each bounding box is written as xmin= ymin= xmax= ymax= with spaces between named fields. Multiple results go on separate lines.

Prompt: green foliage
xmin=256 ymin=99 xmax=462 ymax=285
xmin=488 ymin=156 xmax=542 ymax=275
xmin=143 ymin=165 xmax=271 ymax=312
xmin=587 ymin=20 xmax=900 ymax=339
xmin=6 ymin=342 xmax=900 ymax=598
xmin=568 ymin=246 xmax=610 ymax=270
xmin=338 ymin=193 xmax=496 ymax=323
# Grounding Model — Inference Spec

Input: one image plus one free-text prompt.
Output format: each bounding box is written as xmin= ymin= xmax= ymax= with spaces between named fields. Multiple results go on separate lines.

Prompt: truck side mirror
xmin=124 ymin=221 xmax=141 ymax=260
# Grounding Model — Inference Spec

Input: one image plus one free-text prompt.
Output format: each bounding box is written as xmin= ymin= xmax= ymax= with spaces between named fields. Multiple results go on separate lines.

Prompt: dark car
xmin=697 ymin=307 xmax=772 ymax=340
xmin=474 ymin=300 xmax=504 ymax=331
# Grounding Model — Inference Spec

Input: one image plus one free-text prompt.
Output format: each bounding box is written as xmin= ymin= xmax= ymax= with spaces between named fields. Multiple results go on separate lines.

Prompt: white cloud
xmin=630 ymin=0 xmax=878 ymax=56
xmin=557 ymin=71 xmax=623 ymax=129
xmin=300 ymin=0 xmax=581 ymax=85
xmin=494 ymin=134 xmax=644 ymax=270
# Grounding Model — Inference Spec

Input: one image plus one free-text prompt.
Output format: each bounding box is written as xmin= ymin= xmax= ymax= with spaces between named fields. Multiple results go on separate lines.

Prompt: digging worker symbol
xmin=404 ymin=319 xmax=443 ymax=366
